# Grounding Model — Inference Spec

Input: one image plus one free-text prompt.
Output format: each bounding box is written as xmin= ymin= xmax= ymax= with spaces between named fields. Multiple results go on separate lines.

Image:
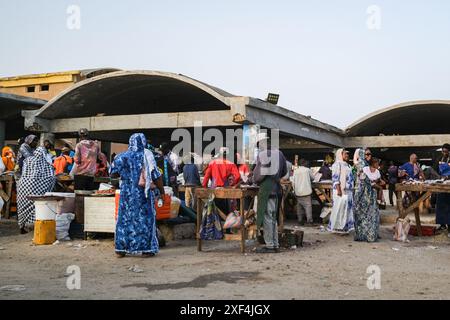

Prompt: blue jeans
xmin=263 ymin=197 xmax=279 ymax=249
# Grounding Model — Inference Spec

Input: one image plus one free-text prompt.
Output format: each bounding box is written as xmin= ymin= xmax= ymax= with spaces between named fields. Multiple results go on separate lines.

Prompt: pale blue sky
xmin=1 ymin=0 xmax=449 ymax=128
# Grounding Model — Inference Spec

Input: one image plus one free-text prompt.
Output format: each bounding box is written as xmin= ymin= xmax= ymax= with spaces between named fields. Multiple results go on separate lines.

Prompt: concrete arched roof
xmin=36 ymin=70 xmax=238 ymax=119
xmin=346 ymin=100 xmax=450 ymax=136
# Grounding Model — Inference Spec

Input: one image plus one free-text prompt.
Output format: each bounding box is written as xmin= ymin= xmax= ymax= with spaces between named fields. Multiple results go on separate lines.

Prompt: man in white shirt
xmin=290 ymin=159 xmax=315 ymax=225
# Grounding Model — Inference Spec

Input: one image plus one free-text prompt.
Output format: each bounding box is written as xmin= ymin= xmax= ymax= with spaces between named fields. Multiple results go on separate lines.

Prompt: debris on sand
xmin=128 ymin=265 xmax=144 ymax=273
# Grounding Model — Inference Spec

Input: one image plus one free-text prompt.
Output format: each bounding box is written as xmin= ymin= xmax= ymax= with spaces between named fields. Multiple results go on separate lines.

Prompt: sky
xmin=1 ymin=0 xmax=450 ymax=128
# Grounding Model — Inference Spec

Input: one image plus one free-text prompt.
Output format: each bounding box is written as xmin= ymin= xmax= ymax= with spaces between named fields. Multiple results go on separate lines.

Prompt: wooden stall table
xmin=0 ymin=174 xmax=15 ymax=218
xmin=196 ymin=187 xmax=259 ymax=254
xmin=395 ymin=182 xmax=450 ymax=236
xmin=312 ymin=181 xmax=333 ymax=206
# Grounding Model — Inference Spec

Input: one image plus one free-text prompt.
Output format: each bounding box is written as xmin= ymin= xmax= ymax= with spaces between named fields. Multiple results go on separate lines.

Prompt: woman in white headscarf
xmin=327 ymin=148 xmax=355 ymax=234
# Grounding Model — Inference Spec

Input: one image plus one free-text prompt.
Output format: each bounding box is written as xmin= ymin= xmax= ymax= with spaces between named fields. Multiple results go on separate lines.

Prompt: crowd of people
xmin=2 ymin=127 xmax=450 ymax=255
xmin=309 ymin=146 xmax=450 ymax=243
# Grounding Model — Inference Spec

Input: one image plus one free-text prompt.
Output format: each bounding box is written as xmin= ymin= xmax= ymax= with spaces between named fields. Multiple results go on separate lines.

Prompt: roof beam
xmin=244 ymin=102 xmax=345 ymax=147
xmin=280 ymin=138 xmax=330 ymax=149
xmin=47 ymin=110 xmax=238 ymax=134
xmin=344 ymin=134 xmax=450 ymax=148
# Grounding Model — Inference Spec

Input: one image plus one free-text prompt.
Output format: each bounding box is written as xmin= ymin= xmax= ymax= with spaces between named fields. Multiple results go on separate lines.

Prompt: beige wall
xmin=0 ymin=82 xmax=74 ymax=100
xmin=111 ymin=143 xmax=128 ymax=155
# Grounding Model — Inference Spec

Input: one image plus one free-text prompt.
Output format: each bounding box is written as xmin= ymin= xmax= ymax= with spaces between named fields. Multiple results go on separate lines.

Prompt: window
xmin=40 ymin=84 xmax=49 ymax=91
xmin=27 ymin=86 xmax=35 ymax=93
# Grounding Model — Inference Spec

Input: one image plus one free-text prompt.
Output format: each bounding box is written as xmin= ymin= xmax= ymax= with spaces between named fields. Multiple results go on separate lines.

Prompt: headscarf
xmin=21 ymin=147 xmax=55 ymax=179
xmin=2 ymin=146 xmax=16 ymax=171
xmin=333 ymin=148 xmax=350 ymax=191
xmin=353 ymin=148 xmax=361 ymax=165
xmin=24 ymin=134 xmax=37 ymax=145
xmin=129 ymin=133 xmax=158 ymax=198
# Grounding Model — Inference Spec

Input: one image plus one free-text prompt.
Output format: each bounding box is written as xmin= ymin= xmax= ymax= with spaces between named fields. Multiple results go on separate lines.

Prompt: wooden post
xmin=414 ymin=207 xmax=423 ymax=236
xmin=4 ymin=176 xmax=13 ymax=219
xmin=396 ymin=190 xmax=404 ymax=218
xmin=197 ymin=198 xmax=202 ymax=252
xmin=240 ymin=196 xmax=246 ymax=254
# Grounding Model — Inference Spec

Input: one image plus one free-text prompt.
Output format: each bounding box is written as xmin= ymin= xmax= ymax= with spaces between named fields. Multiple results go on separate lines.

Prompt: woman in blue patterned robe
xmin=110 ymin=133 xmax=165 ymax=257
xmin=353 ymin=149 xmax=380 ymax=242
xmin=328 ymin=149 xmax=355 ymax=234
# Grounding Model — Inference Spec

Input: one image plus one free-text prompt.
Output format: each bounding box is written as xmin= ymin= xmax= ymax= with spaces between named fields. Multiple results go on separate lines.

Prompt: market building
xmin=0 ymin=68 xmax=120 ymax=147
xmin=18 ymin=70 xmax=450 ymax=166
xmin=21 ymin=70 xmax=345 ymax=161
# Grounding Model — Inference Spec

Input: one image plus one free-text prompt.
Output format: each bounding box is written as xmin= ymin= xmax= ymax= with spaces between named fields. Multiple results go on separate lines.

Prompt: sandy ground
xmin=1 ymin=215 xmax=449 ymax=300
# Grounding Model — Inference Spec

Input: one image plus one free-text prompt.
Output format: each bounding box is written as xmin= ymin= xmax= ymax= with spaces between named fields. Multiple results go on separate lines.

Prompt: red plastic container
xmin=408 ymin=225 xmax=436 ymax=237
xmin=155 ymin=194 xmax=172 ymax=221
xmin=115 ymin=191 xmax=172 ymax=221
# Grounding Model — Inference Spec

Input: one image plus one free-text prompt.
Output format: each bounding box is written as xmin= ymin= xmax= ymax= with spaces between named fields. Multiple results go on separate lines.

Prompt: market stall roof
xmin=346 ymin=100 xmax=450 ymax=137
xmin=0 ymin=92 xmax=47 ymax=120
xmin=35 ymin=70 xmax=236 ymax=120
xmin=24 ymin=70 xmax=345 ymax=147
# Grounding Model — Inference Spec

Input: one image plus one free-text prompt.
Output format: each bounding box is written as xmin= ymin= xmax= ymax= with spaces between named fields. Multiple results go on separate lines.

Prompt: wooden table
xmin=195 ymin=187 xmax=259 ymax=253
xmin=0 ymin=174 xmax=15 ymax=219
xmin=312 ymin=181 xmax=333 ymax=206
xmin=395 ymin=182 xmax=450 ymax=236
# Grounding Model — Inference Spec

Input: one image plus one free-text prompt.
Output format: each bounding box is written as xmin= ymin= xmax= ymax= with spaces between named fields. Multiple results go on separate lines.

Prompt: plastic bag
xmin=199 ymin=198 xmax=223 ymax=240
xmin=223 ymin=211 xmax=242 ymax=229
xmin=393 ymin=218 xmax=410 ymax=242
xmin=56 ymin=213 xmax=75 ymax=241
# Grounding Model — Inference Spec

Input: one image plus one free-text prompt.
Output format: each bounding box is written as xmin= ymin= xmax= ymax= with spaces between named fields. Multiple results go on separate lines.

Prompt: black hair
xmin=299 ymin=158 xmax=309 ymax=167
xmin=370 ymin=157 xmax=380 ymax=166
xmin=443 ymin=143 xmax=450 ymax=150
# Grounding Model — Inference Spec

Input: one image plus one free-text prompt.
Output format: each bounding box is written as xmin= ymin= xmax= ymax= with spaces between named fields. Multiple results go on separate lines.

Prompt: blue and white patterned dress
xmin=353 ymin=149 xmax=380 ymax=242
xmin=111 ymin=133 xmax=161 ymax=255
xmin=328 ymin=149 xmax=355 ymax=233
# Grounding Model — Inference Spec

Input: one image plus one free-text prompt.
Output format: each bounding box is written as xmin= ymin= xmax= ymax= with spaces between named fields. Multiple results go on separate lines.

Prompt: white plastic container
xmin=45 ymin=192 xmax=76 ymax=214
xmin=34 ymin=200 xmax=58 ymax=221
xmin=164 ymin=186 xmax=174 ymax=197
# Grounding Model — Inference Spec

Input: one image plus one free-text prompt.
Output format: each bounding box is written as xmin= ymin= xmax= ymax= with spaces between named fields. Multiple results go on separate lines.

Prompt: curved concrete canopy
xmin=37 ymin=70 xmax=238 ymax=120
xmin=346 ymin=100 xmax=450 ymax=136
xmin=0 ymin=93 xmax=46 ymax=120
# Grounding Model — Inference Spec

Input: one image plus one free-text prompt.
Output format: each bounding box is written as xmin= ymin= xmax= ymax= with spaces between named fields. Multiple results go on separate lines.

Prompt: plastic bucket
xmin=34 ymin=200 xmax=58 ymax=221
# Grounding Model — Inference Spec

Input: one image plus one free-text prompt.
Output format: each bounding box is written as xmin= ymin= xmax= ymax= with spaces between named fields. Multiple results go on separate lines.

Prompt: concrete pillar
xmin=0 ymin=120 xmax=5 ymax=148
xmin=40 ymin=132 xmax=55 ymax=147
xmin=101 ymin=141 xmax=112 ymax=162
